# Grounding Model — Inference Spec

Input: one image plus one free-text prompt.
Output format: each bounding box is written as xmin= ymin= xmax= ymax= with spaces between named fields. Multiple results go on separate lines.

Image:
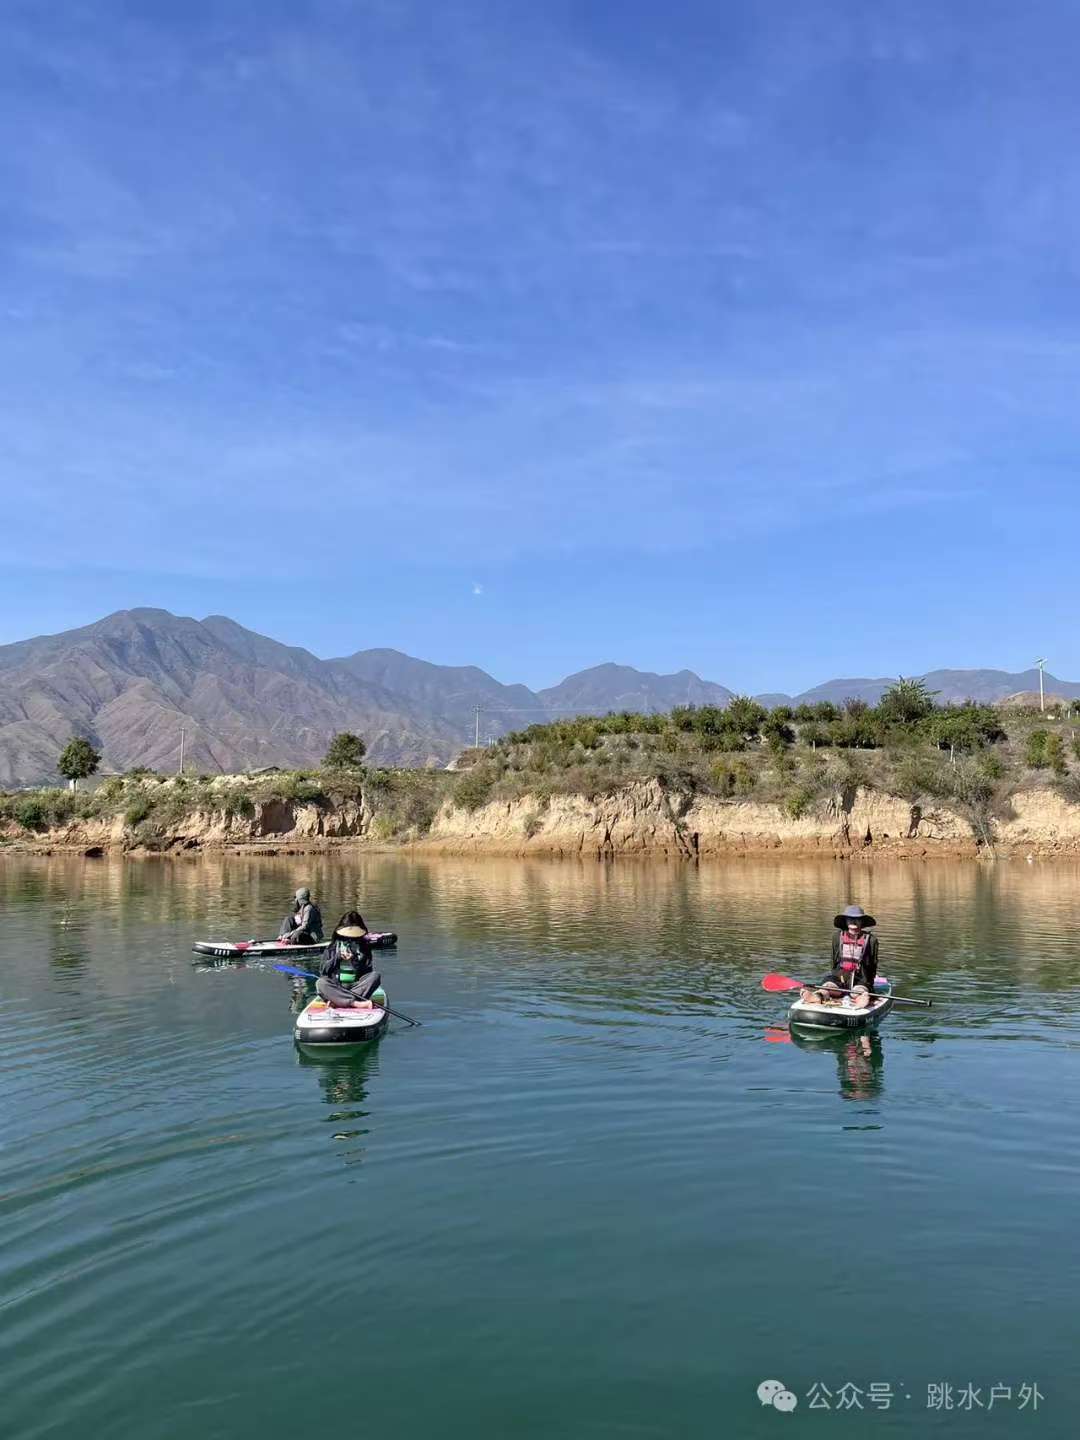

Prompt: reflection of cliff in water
xmin=790 ymin=1027 xmax=886 ymax=1102
xmin=6 ymin=850 xmax=1080 ymax=1013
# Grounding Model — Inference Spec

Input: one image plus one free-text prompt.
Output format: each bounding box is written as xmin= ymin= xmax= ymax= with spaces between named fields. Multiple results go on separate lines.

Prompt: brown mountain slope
xmin=0 ymin=609 xmax=464 ymax=784
xmin=537 ymin=663 xmax=735 ymax=715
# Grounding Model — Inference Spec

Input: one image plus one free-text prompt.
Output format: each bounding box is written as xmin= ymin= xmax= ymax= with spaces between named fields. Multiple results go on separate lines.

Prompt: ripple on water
xmin=3 ymin=854 xmax=1080 ymax=1438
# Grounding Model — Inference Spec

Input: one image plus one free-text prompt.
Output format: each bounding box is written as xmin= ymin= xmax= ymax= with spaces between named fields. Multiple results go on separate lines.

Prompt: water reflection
xmin=296 ymin=1047 xmax=379 ymax=1158
xmin=789 ymin=1027 xmax=886 ymax=1102
xmin=5 ymin=852 xmax=1080 ymax=1440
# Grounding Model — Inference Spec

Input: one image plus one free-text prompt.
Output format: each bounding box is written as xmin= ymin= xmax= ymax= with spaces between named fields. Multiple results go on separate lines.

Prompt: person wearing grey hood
xmin=278 ymin=887 xmax=323 ymax=945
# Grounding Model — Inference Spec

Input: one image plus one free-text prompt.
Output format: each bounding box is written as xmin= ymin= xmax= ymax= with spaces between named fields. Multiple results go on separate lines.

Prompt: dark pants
xmin=279 ymin=914 xmax=320 ymax=946
xmin=317 ymin=971 xmax=382 ymax=1006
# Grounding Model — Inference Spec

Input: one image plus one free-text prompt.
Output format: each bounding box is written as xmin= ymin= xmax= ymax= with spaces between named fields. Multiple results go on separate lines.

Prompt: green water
xmin=1 ymin=853 xmax=1077 ymax=1438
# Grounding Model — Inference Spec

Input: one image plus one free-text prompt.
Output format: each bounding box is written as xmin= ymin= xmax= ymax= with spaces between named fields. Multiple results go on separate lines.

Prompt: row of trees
xmin=50 ymin=731 xmax=369 ymax=790
xmin=505 ymin=680 xmax=1007 ymax=757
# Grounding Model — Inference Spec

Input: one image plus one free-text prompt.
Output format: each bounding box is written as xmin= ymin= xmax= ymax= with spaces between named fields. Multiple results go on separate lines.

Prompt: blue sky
xmin=2 ymin=0 xmax=1079 ymax=691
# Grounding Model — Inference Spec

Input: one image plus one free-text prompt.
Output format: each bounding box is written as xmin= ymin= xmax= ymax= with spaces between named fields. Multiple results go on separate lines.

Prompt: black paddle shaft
xmin=270 ymin=962 xmax=422 ymax=1026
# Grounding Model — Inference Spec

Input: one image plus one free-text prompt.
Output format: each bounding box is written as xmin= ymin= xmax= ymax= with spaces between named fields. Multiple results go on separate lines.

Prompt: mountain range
xmin=0 ymin=608 xmax=1076 ymax=786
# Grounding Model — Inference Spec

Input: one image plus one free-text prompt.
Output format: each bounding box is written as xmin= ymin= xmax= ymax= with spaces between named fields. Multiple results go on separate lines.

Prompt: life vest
xmin=839 ymin=931 xmax=869 ymax=966
xmin=838 ymin=930 xmax=871 ymax=984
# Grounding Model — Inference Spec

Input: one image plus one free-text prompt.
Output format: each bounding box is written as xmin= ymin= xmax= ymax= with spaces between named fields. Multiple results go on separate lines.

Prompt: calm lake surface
xmin=2 ymin=853 xmax=1078 ymax=1438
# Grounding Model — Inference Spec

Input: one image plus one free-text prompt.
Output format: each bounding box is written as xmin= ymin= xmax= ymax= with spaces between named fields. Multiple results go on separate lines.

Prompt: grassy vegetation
xmin=3 ymin=682 xmax=1079 ymax=848
xmin=1 ymin=769 xmax=331 ymax=837
xmin=445 ymin=681 xmax=1080 ymax=846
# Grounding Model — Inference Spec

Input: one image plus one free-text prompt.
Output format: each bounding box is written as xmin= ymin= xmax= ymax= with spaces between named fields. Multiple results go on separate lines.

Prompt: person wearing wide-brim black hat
xmin=800 ymin=905 xmax=879 ymax=1009
xmin=317 ymin=911 xmax=381 ymax=1007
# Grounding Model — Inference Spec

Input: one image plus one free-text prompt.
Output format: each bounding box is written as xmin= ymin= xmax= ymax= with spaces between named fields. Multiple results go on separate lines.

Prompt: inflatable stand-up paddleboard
xmin=192 ymin=933 xmax=398 ymax=961
xmin=294 ymin=987 xmax=390 ymax=1048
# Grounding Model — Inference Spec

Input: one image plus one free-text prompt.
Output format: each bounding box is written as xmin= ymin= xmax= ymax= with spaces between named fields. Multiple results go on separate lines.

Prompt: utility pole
xmin=179 ymin=726 xmax=185 ymax=775
xmin=1035 ymin=658 xmax=1047 ymax=713
xmin=474 ymin=705 xmax=481 ymax=748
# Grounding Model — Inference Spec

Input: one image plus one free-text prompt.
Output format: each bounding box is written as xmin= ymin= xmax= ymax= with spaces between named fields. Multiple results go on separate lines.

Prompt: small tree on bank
xmin=323 ymin=732 xmax=367 ymax=769
xmin=1025 ymin=730 xmax=1050 ymax=769
xmin=58 ymin=736 xmax=101 ymax=791
xmin=1044 ymin=732 xmax=1068 ymax=777
xmin=878 ymin=677 xmax=937 ymax=726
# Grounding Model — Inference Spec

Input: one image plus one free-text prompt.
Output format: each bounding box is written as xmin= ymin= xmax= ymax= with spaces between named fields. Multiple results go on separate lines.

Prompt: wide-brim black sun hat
xmin=834 ymin=904 xmax=877 ymax=929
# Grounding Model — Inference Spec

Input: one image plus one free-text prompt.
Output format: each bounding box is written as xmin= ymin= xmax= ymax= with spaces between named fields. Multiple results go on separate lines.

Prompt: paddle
xmin=761 ymin=973 xmax=932 ymax=1008
xmin=271 ymin=962 xmax=423 ymax=1026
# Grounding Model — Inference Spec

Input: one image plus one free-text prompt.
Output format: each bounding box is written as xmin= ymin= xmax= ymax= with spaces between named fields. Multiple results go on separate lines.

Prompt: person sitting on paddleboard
xmin=316 ymin=911 xmax=381 ymax=1008
xmin=278 ymin=887 xmax=323 ymax=945
xmin=800 ymin=905 xmax=879 ymax=1009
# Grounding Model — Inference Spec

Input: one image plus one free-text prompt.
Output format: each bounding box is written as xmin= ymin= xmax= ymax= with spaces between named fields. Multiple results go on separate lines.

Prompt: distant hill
xmin=2 ymin=607 xmax=1080 ymax=785
xmin=790 ymin=668 xmax=1080 ymax=707
xmin=335 ymin=648 xmax=547 ymax=739
xmin=538 ymin=663 xmax=734 ymax=716
xmin=788 ymin=677 xmax=899 ymax=707
xmin=998 ymin=691 xmax=1071 ymax=710
xmin=0 ymin=610 xmax=461 ymax=785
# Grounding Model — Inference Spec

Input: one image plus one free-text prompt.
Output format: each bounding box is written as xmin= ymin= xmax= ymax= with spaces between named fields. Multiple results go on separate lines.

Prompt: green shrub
xmin=454 ymin=769 xmax=495 ymax=812
xmin=784 ymin=785 xmax=819 ymax=819
xmin=830 ymin=712 xmax=882 ymax=749
xmin=711 ymin=759 xmax=756 ymax=796
xmin=836 ymin=753 xmax=871 ymax=791
xmin=798 ymin=722 xmax=831 ymax=748
xmin=938 ymin=757 xmax=1000 ymax=847
xmin=271 ymin=774 xmax=328 ymax=805
xmin=371 ymin=772 xmax=442 ymax=834
xmin=13 ymin=796 xmax=47 ymax=830
xmin=1025 ymin=731 xmax=1049 ymax=768
xmin=762 ymin=718 xmax=795 ymax=750
xmin=222 ymin=791 xmax=256 ymax=821
xmin=770 ymin=751 xmax=797 ymax=783
xmin=124 ymin=794 xmax=154 ymax=828
xmin=522 ymin=810 xmax=543 ymax=838
xmin=1044 ymin=733 xmax=1067 ymax=777
xmin=893 ymin=755 xmax=945 ymax=800
xmin=48 ymin=791 xmax=80 ymax=825
xmin=978 ymin=752 xmax=1007 ymax=780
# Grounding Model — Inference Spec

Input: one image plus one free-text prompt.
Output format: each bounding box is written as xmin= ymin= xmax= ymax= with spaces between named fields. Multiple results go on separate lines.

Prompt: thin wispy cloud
xmin=1 ymin=2 xmax=1079 ymax=687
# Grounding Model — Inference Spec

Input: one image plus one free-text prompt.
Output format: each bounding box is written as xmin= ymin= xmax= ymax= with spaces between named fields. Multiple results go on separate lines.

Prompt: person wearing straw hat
xmin=316 ymin=910 xmax=381 ymax=1007
xmin=800 ymin=905 xmax=880 ymax=1009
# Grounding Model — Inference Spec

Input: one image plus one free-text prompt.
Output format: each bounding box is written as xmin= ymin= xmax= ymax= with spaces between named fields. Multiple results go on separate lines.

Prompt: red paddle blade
xmin=761 ymin=973 xmax=803 ymax=992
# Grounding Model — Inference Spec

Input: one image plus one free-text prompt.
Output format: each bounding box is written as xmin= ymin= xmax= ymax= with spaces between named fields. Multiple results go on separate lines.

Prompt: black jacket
xmin=826 ymin=930 xmax=879 ymax=990
xmin=320 ymin=935 xmax=373 ymax=980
